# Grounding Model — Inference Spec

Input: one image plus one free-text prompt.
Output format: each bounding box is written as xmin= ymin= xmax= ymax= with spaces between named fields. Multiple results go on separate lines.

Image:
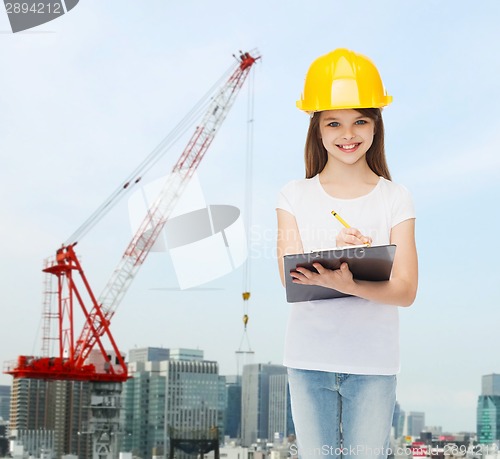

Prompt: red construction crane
xmin=5 ymin=50 xmax=260 ymax=383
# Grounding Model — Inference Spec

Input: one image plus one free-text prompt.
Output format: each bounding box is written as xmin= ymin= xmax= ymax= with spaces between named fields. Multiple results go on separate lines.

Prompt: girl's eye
xmin=328 ymin=121 xmax=340 ymax=127
xmin=355 ymin=119 xmax=368 ymax=125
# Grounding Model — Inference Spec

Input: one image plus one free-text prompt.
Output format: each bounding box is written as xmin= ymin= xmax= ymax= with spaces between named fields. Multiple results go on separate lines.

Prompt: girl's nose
xmin=342 ymin=128 xmax=355 ymax=140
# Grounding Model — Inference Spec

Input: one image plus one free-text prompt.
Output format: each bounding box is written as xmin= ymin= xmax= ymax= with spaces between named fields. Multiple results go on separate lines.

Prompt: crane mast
xmin=5 ymin=51 xmax=259 ymax=382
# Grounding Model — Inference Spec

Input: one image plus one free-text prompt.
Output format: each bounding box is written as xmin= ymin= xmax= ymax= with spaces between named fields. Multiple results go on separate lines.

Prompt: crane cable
xmin=238 ymin=62 xmax=256 ymax=356
xmin=65 ymin=62 xmax=237 ymax=246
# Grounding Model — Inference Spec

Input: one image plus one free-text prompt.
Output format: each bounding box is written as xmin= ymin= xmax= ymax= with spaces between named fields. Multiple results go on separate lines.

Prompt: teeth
xmin=338 ymin=143 xmax=357 ymax=150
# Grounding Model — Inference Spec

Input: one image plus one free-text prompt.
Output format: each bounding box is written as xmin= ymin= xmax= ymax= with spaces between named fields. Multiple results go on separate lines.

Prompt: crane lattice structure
xmin=4 ymin=50 xmax=260 ymax=459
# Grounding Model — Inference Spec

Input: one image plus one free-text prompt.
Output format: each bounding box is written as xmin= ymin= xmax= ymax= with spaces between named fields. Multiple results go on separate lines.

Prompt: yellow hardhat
xmin=296 ymin=48 xmax=392 ymax=112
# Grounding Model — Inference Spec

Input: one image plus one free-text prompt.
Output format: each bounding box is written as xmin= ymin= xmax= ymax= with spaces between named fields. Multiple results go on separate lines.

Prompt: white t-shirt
xmin=276 ymin=174 xmax=415 ymax=375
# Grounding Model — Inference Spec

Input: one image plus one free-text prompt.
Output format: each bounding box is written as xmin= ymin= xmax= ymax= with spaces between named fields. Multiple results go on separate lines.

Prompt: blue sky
xmin=1 ymin=0 xmax=500 ymax=433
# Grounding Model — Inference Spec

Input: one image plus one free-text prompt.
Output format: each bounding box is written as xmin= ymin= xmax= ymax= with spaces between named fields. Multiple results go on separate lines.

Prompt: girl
xmin=276 ymin=49 xmax=418 ymax=458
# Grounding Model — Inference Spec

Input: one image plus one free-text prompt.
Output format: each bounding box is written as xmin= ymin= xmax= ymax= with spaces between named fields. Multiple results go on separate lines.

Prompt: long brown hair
xmin=304 ymin=108 xmax=392 ymax=180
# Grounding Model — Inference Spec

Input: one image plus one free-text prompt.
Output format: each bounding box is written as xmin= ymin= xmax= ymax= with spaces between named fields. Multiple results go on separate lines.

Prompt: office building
xmin=405 ymin=412 xmax=425 ymax=437
xmin=477 ymin=374 xmax=500 ymax=443
xmin=224 ymin=375 xmax=241 ymax=439
xmin=122 ymin=361 xmax=166 ymax=457
xmin=477 ymin=396 xmax=500 ymax=443
xmin=392 ymin=402 xmax=404 ymax=439
xmin=0 ymin=419 xmax=8 ymax=456
xmin=482 ymin=374 xmax=500 ymax=396
xmin=122 ymin=347 xmax=224 ymax=459
xmin=128 ymin=347 xmax=170 ymax=363
xmin=269 ymin=372 xmax=294 ymax=443
xmin=0 ymin=385 xmax=10 ymax=421
xmin=122 ymin=347 xmax=168 ymax=457
xmin=169 ymin=348 xmax=203 ymax=361
xmin=241 ymin=363 xmax=294 ymax=447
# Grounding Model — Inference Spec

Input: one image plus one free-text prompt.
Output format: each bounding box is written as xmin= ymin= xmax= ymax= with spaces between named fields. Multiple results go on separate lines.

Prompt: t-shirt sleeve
xmin=392 ymin=184 xmax=416 ymax=228
xmin=276 ymin=180 xmax=297 ymax=215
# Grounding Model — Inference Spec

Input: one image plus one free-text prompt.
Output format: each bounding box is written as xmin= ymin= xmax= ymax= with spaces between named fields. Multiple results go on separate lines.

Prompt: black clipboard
xmin=284 ymin=244 xmax=396 ymax=303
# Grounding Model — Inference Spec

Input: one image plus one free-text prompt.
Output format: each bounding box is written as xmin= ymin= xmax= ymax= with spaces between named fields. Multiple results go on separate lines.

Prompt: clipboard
xmin=284 ymin=244 xmax=396 ymax=303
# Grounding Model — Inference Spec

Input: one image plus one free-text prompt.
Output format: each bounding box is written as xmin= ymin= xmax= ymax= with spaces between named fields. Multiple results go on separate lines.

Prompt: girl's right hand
xmin=336 ymin=227 xmax=372 ymax=247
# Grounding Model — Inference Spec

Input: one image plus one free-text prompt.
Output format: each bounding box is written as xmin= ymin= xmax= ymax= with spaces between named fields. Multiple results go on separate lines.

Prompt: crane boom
xmin=5 ymin=51 xmax=260 ymax=382
xmin=74 ymin=51 xmax=259 ymax=366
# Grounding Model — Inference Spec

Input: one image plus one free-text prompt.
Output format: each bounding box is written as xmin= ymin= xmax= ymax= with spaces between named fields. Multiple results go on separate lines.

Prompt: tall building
xmin=53 ymin=380 xmax=92 ymax=459
xmin=9 ymin=378 xmax=92 ymax=459
xmin=169 ymin=348 xmax=203 ymax=361
xmin=268 ymin=373 xmax=294 ymax=442
xmin=477 ymin=374 xmax=500 ymax=443
xmin=0 ymin=385 xmax=11 ymax=421
xmin=405 ymin=412 xmax=425 ymax=437
xmin=482 ymin=374 xmax=500 ymax=396
xmin=9 ymin=378 xmax=55 ymax=431
xmin=122 ymin=347 xmax=224 ymax=459
xmin=0 ymin=418 xmax=8 ymax=457
xmin=392 ymin=401 xmax=404 ymax=439
xmin=241 ymin=363 xmax=294 ymax=447
xmin=224 ymin=376 xmax=241 ymax=439
xmin=122 ymin=361 xmax=167 ymax=457
xmin=477 ymin=396 xmax=500 ymax=443
xmin=128 ymin=347 xmax=170 ymax=363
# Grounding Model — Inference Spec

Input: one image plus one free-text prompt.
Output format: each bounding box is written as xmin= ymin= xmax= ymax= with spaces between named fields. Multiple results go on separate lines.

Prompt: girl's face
xmin=318 ymin=109 xmax=375 ymax=166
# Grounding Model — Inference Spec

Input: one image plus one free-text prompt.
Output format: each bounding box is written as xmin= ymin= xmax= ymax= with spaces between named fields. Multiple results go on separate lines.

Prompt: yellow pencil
xmin=331 ymin=210 xmax=351 ymax=228
xmin=331 ymin=210 xmax=371 ymax=246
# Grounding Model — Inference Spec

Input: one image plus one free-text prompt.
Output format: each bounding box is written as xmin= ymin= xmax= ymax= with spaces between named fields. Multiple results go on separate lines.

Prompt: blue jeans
xmin=287 ymin=368 xmax=396 ymax=459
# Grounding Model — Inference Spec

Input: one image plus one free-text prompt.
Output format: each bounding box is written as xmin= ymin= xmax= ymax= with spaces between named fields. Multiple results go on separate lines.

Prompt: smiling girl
xmin=276 ymin=49 xmax=418 ymax=458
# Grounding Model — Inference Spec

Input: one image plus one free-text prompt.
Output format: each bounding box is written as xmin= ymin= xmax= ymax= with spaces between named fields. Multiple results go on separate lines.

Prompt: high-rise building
xmin=477 ymin=374 xmax=500 ymax=443
xmin=122 ymin=360 xmax=167 ymax=457
xmin=53 ymin=380 xmax=92 ymax=459
xmin=268 ymin=372 xmax=294 ymax=443
xmin=122 ymin=348 xmax=169 ymax=457
xmin=392 ymin=401 xmax=404 ymax=439
xmin=128 ymin=347 xmax=170 ymax=363
xmin=241 ymin=363 xmax=294 ymax=447
xmin=482 ymin=374 xmax=500 ymax=396
xmin=0 ymin=385 xmax=11 ymax=421
xmin=224 ymin=375 xmax=241 ymax=439
xmin=169 ymin=348 xmax=203 ymax=361
xmin=9 ymin=378 xmax=55 ymax=431
xmin=0 ymin=419 xmax=8 ymax=457
xmin=122 ymin=347 xmax=224 ymax=459
xmin=405 ymin=412 xmax=425 ymax=437
xmin=477 ymin=396 xmax=500 ymax=443
xmin=9 ymin=378 xmax=92 ymax=458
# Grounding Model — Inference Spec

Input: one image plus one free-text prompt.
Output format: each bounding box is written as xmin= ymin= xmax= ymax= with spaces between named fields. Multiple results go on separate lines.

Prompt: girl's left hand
xmin=291 ymin=262 xmax=355 ymax=294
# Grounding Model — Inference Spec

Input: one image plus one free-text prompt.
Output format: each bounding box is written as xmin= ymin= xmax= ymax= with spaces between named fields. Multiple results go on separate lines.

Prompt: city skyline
xmin=1 ymin=355 xmax=493 ymax=438
xmin=2 ymin=370 xmax=499 ymax=459
xmin=1 ymin=0 xmax=500 ymax=434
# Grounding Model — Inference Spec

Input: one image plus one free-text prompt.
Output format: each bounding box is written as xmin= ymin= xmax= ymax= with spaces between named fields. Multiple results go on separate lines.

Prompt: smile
xmin=336 ymin=143 xmax=361 ymax=152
